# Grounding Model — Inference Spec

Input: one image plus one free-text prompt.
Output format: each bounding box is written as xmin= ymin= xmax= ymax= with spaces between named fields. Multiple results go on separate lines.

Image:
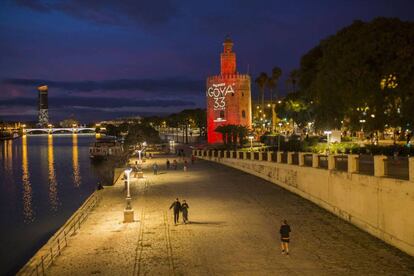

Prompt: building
xmin=206 ymin=37 xmax=252 ymax=143
xmin=37 ymin=85 xmax=49 ymax=127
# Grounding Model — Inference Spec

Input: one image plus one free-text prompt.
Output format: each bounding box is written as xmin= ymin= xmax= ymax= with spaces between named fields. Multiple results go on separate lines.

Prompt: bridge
xmin=24 ymin=127 xmax=96 ymax=135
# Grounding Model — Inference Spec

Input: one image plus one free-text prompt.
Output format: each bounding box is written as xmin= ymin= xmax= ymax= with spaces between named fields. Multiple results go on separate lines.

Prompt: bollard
xmin=267 ymin=151 xmax=273 ymax=162
xmin=328 ymin=154 xmax=335 ymax=170
xmin=312 ymin=153 xmax=319 ymax=168
xmin=287 ymin=152 xmax=294 ymax=164
xmin=259 ymin=152 xmax=264 ymax=161
xmin=409 ymin=157 xmax=414 ymax=182
xmin=277 ymin=152 xmax=283 ymax=163
xmin=298 ymin=152 xmax=305 ymax=166
xmin=374 ymin=155 xmax=387 ymax=177
xmin=348 ymin=154 xmax=358 ymax=173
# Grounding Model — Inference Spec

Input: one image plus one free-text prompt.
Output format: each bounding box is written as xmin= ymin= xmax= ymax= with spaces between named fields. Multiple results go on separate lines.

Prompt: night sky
xmin=1 ymin=0 xmax=413 ymax=123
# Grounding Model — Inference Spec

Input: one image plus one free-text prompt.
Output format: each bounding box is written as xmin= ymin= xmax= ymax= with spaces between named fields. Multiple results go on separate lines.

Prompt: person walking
xmin=191 ymin=154 xmax=196 ymax=164
xmin=280 ymin=220 xmax=291 ymax=255
xmin=169 ymin=198 xmax=181 ymax=225
xmin=181 ymin=200 xmax=189 ymax=224
xmin=153 ymin=162 xmax=159 ymax=175
xmin=166 ymin=159 xmax=170 ymax=170
xmin=183 ymin=160 xmax=188 ymax=172
xmin=173 ymin=159 xmax=178 ymax=170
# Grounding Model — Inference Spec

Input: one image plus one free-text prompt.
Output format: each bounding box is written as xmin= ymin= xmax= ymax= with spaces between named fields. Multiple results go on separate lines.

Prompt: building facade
xmin=206 ymin=37 xmax=252 ymax=143
xmin=37 ymin=85 xmax=49 ymax=127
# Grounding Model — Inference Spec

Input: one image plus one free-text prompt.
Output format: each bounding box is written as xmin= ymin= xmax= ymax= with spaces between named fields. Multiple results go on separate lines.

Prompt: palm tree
xmin=286 ymin=69 xmax=299 ymax=93
xmin=269 ymin=67 xmax=282 ymax=132
xmin=255 ymin=72 xmax=269 ymax=112
xmin=271 ymin=67 xmax=282 ymax=100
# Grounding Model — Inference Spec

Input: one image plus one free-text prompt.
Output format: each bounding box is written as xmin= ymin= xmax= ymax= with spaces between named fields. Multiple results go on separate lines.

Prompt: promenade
xmin=46 ymin=155 xmax=414 ymax=275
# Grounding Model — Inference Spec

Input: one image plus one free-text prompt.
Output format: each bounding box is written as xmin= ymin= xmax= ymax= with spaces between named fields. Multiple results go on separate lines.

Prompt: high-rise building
xmin=37 ymin=85 xmax=49 ymax=127
xmin=206 ymin=37 xmax=252 ymax=143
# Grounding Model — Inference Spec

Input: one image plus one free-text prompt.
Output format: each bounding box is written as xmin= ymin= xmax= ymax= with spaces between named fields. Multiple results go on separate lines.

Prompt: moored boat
xmin=89 ymin=136 xmax=123 ymax=160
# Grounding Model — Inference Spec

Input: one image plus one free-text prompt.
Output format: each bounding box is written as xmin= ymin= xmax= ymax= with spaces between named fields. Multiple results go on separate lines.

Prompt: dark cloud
xmin=2 ymin=78 xmax=203 ymax=94
xmin=14 ymin=0 xmax=178 ymax=26
xmin=0 ymin=96 xmax=195 ymax=108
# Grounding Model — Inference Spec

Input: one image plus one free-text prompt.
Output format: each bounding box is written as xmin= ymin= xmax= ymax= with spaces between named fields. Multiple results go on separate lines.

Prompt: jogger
xmin=280 ymin=219 xmax=291 ymax=255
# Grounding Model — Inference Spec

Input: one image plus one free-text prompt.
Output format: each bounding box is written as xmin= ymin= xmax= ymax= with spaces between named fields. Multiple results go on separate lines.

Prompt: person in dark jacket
xmin=181 ymin=200 xmax=189 ymax=223
xmin=166 ymin=159 xmax=170 ymax=170
xmin=280 ymin=219 xmax=291 ymax=255
xmin=169 ymin=198 xmax=181 ymax=225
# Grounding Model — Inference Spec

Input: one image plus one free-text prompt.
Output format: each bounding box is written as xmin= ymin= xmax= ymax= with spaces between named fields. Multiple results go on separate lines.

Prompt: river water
xmin=0 ymin=135 xmax=111 ymax=275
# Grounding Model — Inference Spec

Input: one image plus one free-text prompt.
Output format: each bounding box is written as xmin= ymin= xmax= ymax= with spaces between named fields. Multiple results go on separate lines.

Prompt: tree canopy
xmin=286 ymin=17 xmax=414 ymax=131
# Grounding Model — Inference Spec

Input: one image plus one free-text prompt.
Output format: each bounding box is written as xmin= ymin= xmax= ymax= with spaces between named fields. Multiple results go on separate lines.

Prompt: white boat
xmin=89 ymin=136 xmax=123 ymax=160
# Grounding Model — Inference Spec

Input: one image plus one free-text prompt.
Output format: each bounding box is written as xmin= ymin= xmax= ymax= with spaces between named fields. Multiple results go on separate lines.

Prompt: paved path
xmin=47 ymin=155 xmax=414 ymax=275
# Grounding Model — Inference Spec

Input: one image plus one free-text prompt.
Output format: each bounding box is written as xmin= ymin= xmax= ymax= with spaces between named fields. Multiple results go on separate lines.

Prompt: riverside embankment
xmin=195 ymin=149 xmax=414 ymax=257
xmin=17 ymin=154 xmax=414 ymax=275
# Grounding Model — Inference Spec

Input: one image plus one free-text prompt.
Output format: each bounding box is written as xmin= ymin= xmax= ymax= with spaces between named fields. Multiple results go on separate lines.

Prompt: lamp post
xmin=278 ymin=122 xmax=282 ymax=150
xmin=359 ymin=119 xmax=366 ymax=132
xmin=124 ymin=168 xmax=134 ymax=222
xmin=248 ymin=135 xmax=254 ymax=151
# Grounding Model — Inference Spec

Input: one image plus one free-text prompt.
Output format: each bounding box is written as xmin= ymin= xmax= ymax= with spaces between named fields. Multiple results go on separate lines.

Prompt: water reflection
xmin=3 ymin=140 xmax=13 ymax=177
xmin=72 ymin=134 xmax=81 ymax=187
xmin=47 ymin=135 xmax=59 ymax=211
xmin=21 ymin=135 xmax=34 ymax=223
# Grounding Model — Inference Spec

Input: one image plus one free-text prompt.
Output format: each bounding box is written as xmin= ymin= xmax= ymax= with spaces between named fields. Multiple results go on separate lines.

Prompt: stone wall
xmin=195 ymin=150 xmax=414 ymax=257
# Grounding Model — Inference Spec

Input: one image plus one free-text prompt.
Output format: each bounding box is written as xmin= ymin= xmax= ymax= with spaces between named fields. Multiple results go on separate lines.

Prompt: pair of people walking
xmin=169 ymin=198 xmax=189 ymax=225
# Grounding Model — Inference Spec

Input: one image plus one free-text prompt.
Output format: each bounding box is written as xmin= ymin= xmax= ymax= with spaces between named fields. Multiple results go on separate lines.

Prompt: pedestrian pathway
xmin=47 ymin=155 xmax=414 ymax=275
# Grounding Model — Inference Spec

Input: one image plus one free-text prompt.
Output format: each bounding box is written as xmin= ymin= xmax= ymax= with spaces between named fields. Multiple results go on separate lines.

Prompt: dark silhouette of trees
xmin=283 ymin=17 xmax=414 ymax=132
xmin=215 ymin=124 xmax=249 ymax=148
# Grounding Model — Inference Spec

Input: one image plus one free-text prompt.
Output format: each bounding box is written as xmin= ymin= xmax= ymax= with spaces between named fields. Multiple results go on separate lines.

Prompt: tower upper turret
xmin=220 ymin=36 xmax=236 ymax=75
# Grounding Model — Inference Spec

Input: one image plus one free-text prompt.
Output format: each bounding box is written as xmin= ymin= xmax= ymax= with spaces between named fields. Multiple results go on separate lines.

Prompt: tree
xmin=286 ymin=69 xmax=299 ymax=93
xmin=293 ymin=17 xmax=414 ymax=132
xmin=255 ymin=72 xmax=269 ymax=111
xmin=236 ymin=125 xmax=249 ymax=146
xmin=215 ymin=124 xmax=250 ymax=148
xmin=270 ymin=67 xmax=282 ymax=100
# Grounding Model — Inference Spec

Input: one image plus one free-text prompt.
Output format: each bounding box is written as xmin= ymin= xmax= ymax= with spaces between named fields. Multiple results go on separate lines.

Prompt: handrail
xmin=17 ymin=191 xmax=102 ymax=276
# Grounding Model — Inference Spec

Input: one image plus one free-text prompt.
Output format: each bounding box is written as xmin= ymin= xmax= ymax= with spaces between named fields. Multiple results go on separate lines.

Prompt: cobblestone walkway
xmin=47 ymin=156 xmax=414 ymax=275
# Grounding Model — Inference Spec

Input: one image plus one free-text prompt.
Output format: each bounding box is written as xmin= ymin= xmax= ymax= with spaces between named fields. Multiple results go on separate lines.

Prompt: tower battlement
xmin=207 ymin=74 xmax=251 ymax=82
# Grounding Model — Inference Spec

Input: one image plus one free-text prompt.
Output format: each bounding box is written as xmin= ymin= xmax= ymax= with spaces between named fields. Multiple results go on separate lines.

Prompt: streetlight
xmin=278 ymin=122 xmax=282 ymax=150
xmin=324 ymin=130 xmax=332 ymax=144
xmin=248 ymin=135 xmax=254 ymax=151
xmin=124 ymin=168 xmax=134 ymax=222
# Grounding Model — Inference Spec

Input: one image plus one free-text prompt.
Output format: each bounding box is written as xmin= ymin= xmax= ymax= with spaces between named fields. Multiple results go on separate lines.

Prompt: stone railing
xmin=193 ymin=149 xmax=414 ymax=182
xmin=17 ymin=191 xmax=102 ymax=275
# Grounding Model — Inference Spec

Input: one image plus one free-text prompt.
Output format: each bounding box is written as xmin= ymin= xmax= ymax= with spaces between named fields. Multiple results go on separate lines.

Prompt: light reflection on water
xmin=22 ymin=135 xmax=34 ymax=223
xmin=72 ymin=134 xmax=81 ymax=187
xmin=47 ymin=135 xmax=59 ymax=211
xmin=0 ymin=134 xmax=110 ymax=275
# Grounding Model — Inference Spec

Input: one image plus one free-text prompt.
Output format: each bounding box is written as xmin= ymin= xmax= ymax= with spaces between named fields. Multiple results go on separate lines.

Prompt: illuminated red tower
xmin=206 ymin=36 xmax=252 ymax=143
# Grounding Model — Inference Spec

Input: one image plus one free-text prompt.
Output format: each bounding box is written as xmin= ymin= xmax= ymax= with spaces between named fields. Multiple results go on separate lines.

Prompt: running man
xmin=280 ymin=219 xmax=291 ymax=255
